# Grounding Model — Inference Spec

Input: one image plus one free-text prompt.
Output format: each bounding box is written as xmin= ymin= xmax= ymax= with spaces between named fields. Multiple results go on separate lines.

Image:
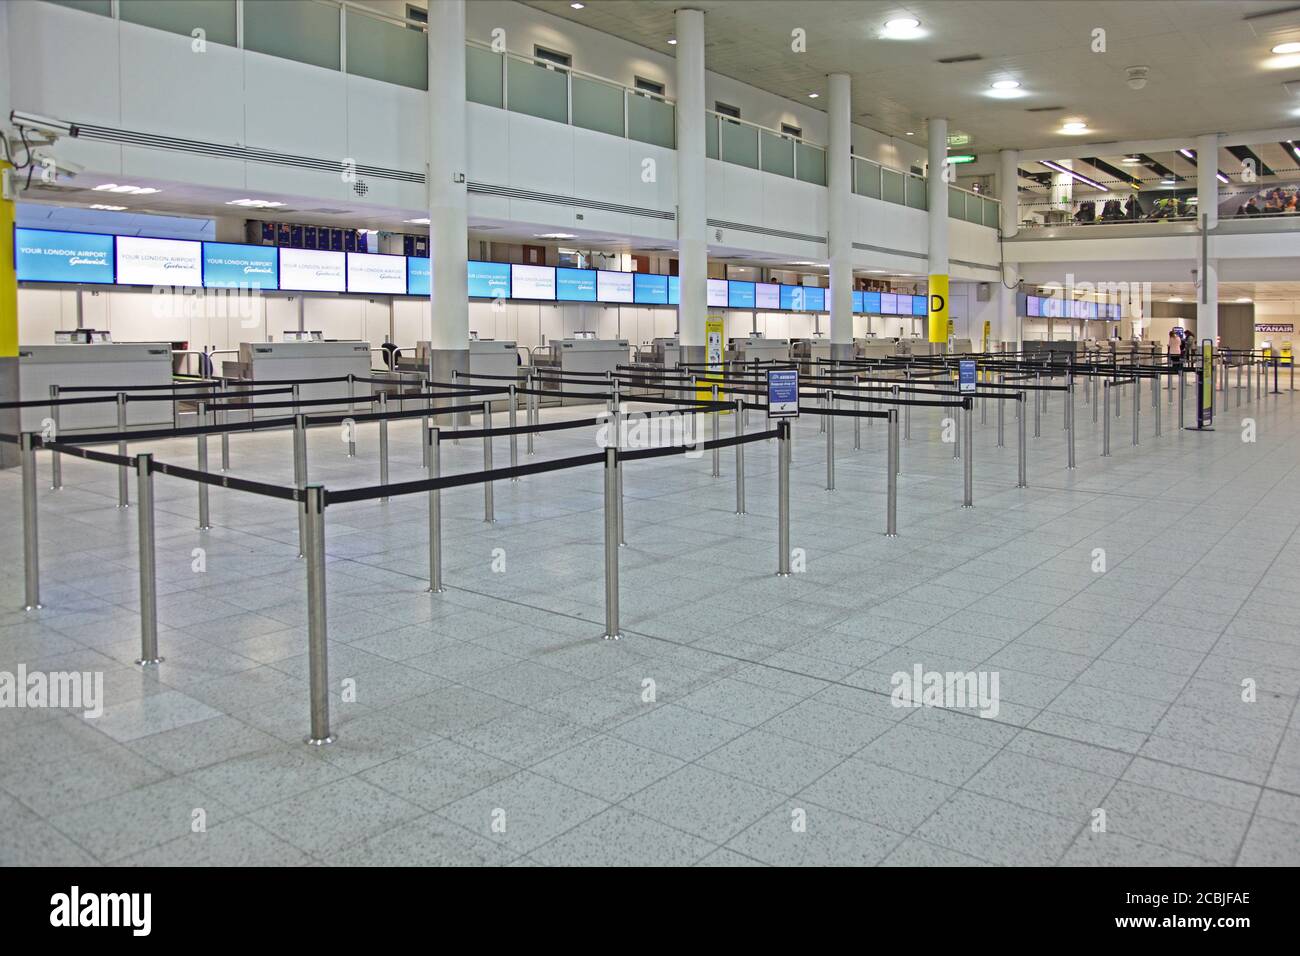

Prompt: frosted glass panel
xmin=507 ymin=58 xmax=568 ymax=123
xmin=572 ymin=75 xmax=623 ymax=137
xmin=882 ymin=168 xmax=905 ymax=204
xmin=244 ymin=0 xmax=340 ymax=72
xmin=120 ymin=0 xmax=236 ymax=46
xmin=720 ymin=120 xmax=758 ymax=168
xmin=628 ymin=95 xmax=674 ymax=148
xmin=45 ymin=0 xmax=112 ymax=15
xmin=983 ymin=197 xmax=1001 ymax=228
xmin=466 ymin=45 xmax=503 ymax=107
xmin=346 ymin=10 xmax=426 ymax=89
xmin=949 ymin=187 xmax=966 ymax=218
xmin=706 ymin=115 xmax=719 ymax=158
xmin=906 ymin=174 xmax=927 ymax=209
xmin=760 ymin=132 xmax=794 ymax=178
xmin=855 ymin=159 xmax=880 ymax=199
xmin=796 ymin=143 xmax=825 ymax=185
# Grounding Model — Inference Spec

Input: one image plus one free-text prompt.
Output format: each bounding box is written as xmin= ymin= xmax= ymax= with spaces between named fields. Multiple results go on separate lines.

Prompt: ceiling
xmin=522 ymin=0 xmax=1300 ymax=152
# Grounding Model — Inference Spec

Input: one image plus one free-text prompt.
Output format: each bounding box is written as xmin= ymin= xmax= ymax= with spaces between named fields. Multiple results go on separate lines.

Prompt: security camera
xmin=1126 ymin=66 xmax=1149 ymax=91
xmin=10 ymin=110 xmax=76 ymax=137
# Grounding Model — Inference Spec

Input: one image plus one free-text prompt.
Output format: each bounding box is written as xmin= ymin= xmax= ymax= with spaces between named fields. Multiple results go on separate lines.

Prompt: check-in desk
xmin=230 ymin=341 xmax=371 ymax=417
xmin=856 ymin=338 xmax=895 ymax=361
xmin=729 ymin=337 xmax=790 ymax=364
xmin=791 ymin=338 xmax=831 ymax=373
xmin=948 ymin=338 xmax=974 ymax=354
xmin=545 ymin=338 xmax=629 ymax=404
xmin=19 ymin=343 xmax=174 ymax=433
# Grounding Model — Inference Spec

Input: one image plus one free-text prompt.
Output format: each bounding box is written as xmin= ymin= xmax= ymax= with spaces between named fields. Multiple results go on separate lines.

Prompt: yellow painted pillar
xmin=928 ymin=274 xmax=949 ymax=344
xmin=0 ymin=160 xmax=16 ymax=360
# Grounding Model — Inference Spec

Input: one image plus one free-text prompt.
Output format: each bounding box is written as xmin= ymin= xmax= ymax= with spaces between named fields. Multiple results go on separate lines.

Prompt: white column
xmin=1196 ymin=132 xmax=1219 ymax=345
xmin=1049 ymin=160 xmax=1073 ymax=211
xmin=926 ymin=117 xmax=949 ymax=345
xmin=427 ymin=0 xmax=470 ymax=382
xmin=827 ymin=73 xmax=853 ymax=359
xmin=998 ymin=149 xmax=1020 ymax=352
xmin=675 ymin=8 xmax=707 ymax=359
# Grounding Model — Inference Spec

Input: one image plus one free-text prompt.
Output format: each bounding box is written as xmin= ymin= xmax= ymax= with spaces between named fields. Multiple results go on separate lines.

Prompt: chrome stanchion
xmin=482 ymin=400 xmax=494 ymax=522
xmin=953 ymin=399 xmax=961 ymax=460
xmin=1092 ymin=374 xmax=1099 ymax=423
xmin=1033 ymin=373 xmax=1041 ymax=438
xmin=612 ymin=382 xmax=625 ymax=546
xmin=427 ymin=425 xmax=443 ymax=593
xmin=116 ymin=392 xmax=129 ymax=508
xmin=777 ymin=420 xmax=791 ymax=576
xmin=825 ymin=388 xmax=835 ymax=491
xmin=853 ymin=377 xmax=862 ymax=449
xmin=997 ymin=388 xmax=1006 ymax=448
xmin=346 ymin=374 xmax=357 ymax=457
xmin=303 ymin=484 xmax=334 ymax=746
xmin=903 ymin=371 xmax=911 ymax=440
xmin=378 ymin=392 xmax=390 ymax=503
xmin=1246 ymin=361 xmax=1253 ymax=404
xmin=196 ymin=402 xmax=211 ymax=530
xmin=886 ymin=408 xmax=899 ymax=536
xmin=293 ymin=413 xmax=308 ymax=558
xmin=21 ymin=433 xmax=41 ymax=611
xmin=1103 ymin=384 xmax=1112 ymax=456
xmin=525 ymin=373 xmax=536 ymax=456
xmin=602 ymin=445 xmax=621 ymax=640
xmin=711 ymin=383 xmax=721 ymax=477
xmin=508 ymin=384 xmax=519 ymax=480
xmin=1132 ymin=377 xmax=1140 ymax=446
xmin=735 ymin=397 xmax=746 ymax=515
xmin=1154 ymin=375 xmax=1161 ymax=437
xmin=1067 ymin=376 xmax=1076 ymax=470
xmin=1017 ymin=393 xmax=1027 ymax=487
xmin=421 ymin=372 xmax=431 ymax=469
xmin=962 ymin=399 xmax=973 ymax=507
xmin=219 ymin=382 xmax=230 ymax=472
xmin=134 ymin=453 xmax=162 ymax=666
xmin=48 ymin=385 xmax=62 ymax=490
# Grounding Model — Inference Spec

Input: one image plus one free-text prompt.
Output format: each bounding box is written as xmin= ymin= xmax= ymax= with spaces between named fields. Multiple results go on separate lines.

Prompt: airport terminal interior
xmin=0 ymin=0 xmax=1298 ymax=869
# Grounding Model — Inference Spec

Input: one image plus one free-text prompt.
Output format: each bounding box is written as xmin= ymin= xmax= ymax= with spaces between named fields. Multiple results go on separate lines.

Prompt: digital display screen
xmin=755 ymin=283 xmax=779 ymax=310
xmin=408 ymin=257 xmax=431 ymax=296
xmin=853 ymin=291 xmax=864 ymax=313
xmin=707 ymin=278 xmax=729 ymax=308
xmin=1027 ymin=295 xmax=1041 ymax=317
xmin=880 ymin=292 xmax=898 ymax=315
xmin=803 ymin=287 xmax=826 ymax=312
xmin=633 ymin=273 xmax=668 ymax=305
xmin=15 ymin=228 xmax=115 ymax=284
xmin=913 ymin=295 xmax=928 ymax=317
xmin=203 ymin=242 xmax=278 ymax=289
xmin=347 ymin=252 xmax=407 ymax=295
xmin=510 ymin=264 xmax=556 ymax=300
xmin=728 ymin=281 xmax=756 ymax=309
xmin=597 ymin=270 xmax=634 ymax=303
xmin=863 ymin=291 xmax=881 ymax=314
xmin=780 ymin=285 xmax=806 ymax=311
xmin=279 ymin=248 xmax=346 ymax=292
xmin=116 ymin=236 xmax=203 ymax=287
xmin=556 ymin=267 xmax=596 ymax=302
xmin=668 ymin=275 xmax=680 ymax=305
xmin=1042 ymin=297 xmax=1062 ymax=318
xmin=468 ymin=261 xmax=511 ymax=299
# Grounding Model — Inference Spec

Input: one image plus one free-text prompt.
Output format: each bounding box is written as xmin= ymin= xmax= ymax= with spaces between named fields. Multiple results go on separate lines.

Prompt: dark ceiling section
xmin=1226 ymin=145 xmax=1275 ymax=178
xmin=1277 ymin=142 xmax=1300 ymax=175
xmin=1016 ymin=166 xmax=1051 ymax=188
xmin=1135 ymin=154 xmax=1181 ymax=183
xmin=1080 ymin=157 xmax=1141 ymax=189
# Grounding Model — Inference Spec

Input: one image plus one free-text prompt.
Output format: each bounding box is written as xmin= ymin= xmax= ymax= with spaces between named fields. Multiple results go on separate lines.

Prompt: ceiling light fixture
xmin=991 ymin=80 xmax=1020 ymax=90
xmin=1216 ymin=172 xmax=1230 ymax=184
xmin=1179 ymin=148 xmax=1195 ymax=160
xmin=570 ymin=2 xmax=585 ymax=9
xmin=89 ymin=204 xmax=127 ymax=211
xmin=1272 ymin=42 xmax=1300 ymax=54
xmin=808 ymin=92 xmax=819 ymax=99
xmin=536 ymin=232 xmax=577 ymax=240
xmin=1167 ymin=296 xmax=1183 ymax=302
xmin=404 ymin=217 xmax=431 ymax=225
xmin=1160 ymin=177 xmax=1177 ymax=185
xmin=881 ymin=17 xmax=923 ymax=39
xmin=667 ymin=38 xmax=677 ymax=45
xmin=1039 ymin=159 xmax=1106 ymax=191
xmin=1237 ymin=296 xmax=1253 ymax=303
xmin=226 ymin=198 xmax=284 ymax=208
xmin=94 ymin=183 xmax=160 ymax=195
xmin=1059 ymin=121 xmax=1088 ymax=134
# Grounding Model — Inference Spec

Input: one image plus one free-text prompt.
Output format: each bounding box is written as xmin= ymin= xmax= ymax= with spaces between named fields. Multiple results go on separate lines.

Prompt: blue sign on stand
xmin=959 ymin=359 xmax=977 ymax=394
xmin=767 ymin=367 xmax=800 ymax=418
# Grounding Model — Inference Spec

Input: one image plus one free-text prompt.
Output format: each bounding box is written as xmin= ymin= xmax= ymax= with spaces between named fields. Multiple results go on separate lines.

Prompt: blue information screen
xmin=959 ymin=359 xmax=976 ymax=393
xmin=556 ymin=267 xmax=597 ymax=301
xmin=852 ymin=291 xmax=864 ymax=313
xmin=633 ymin=273 xmax=668 ymax=305
xmin=862 ymin=291 xmax=881 ymax=314
xmin=767 ymin=367 xmax=800 ymax=418
xmin=913 ymin=295 xmax=928 ymax=316
xmin=668 ymin=275 xmax=680 ymax=305
xmin=15 ymin=228 xmax=115 ymax=284
xmin=468 ymin=261 xmax=511 ymax=298
xmin=779 ymin=285 xmax=806 ymax=311
xmin=803 ymin=287 xmax=826 ymax=312
xmin=203 ymin=242 xmax=278 ymax=289
xmin=728 ymin=280 xmax=755 ymax=309
xmin=407 ymin=256 xmax=431 ymax=296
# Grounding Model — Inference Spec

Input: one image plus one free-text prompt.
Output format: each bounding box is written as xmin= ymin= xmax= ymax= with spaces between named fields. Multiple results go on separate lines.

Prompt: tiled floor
xmin=1 ymin=380 xmax=1298 ymax=866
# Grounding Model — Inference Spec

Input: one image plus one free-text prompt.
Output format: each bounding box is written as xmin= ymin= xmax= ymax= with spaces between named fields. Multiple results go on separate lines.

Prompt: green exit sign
xmin=945 ymin=154 xmax=977 ymax=164
xmin=947 ymin=133 xmax=971 ymax=147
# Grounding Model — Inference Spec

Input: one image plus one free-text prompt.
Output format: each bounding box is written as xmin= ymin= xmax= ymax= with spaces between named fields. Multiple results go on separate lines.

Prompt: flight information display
xmin=15 ymin=228 xmax=115 ymax=284
xmin=279 ymin=248 xmax=346 ymax=292
xmin=346 ymin=252 xmax=407 ymax=294
xmin=756 ymin=282 xmax=780 ymax=310
xmin=707 ymin=278 xmax=729 ymax=307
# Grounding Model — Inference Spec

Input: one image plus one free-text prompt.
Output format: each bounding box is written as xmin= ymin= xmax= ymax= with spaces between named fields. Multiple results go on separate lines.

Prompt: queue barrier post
xmin=134 ymin=453 xmax=162 ymax=666
xmin=421 ymin=373 xmax=432 ymax=469
xmin=116 ymin=392 xmax=129 ymax=508
xmin=346 ymin=374 xmax=357 ymax=457
xmin=1132 ymin=375 xmax=1140 ymax=446
xmin=293 ymin=413 xmax=308 ymax=558
xmin=508 ymin=385 xmax=519 ymax=480
xmin=602 ymin=445 xmax=621 ymax=640
xmin=526 ymin=372 xmax=536 ymax=456
xmin=303 ymin=484 xmax=334 ymax=746
xmin=1033 ymin=374 xmax=1042 ymax=438
xmin=886 ymin=408 xmax=899 ymax=536
xmin=825 ymin=388 xmax=835 ymax=491
xmin=997 ymin=383 xmax=1006 ymax=448
xmin=953 ymin=398 xmax=961 ymax=460
xmin=482 ymin=400 xmax=494 ymax=523
xmin=197 ymin=402 xmax=211 ymax=530
xmin=711 ymin=383 xmax=721 ymax=478
xmin=962 ymin=399 xmax=974 ymax=507
xmin=853 ymin=376 xmax=862 ymax=449
xmin=903 ymin=371 xmax=912 ymax=440
xmin=21 ymin=433 xmax=41 ymax=611
xmin=735 ymin=398 xmax=746 ymax=515
xmin=49 ymin=385 xmax=62 ymax=491
xmin=777 ymin=419 xmax=791 ymax=576
xmin=426 ymin=425 xmax=443 ymax=593
xmin=1246 ymin=361 xmax=1253 ymax=405
xmin=1017 ymin=393 xmax=1028 ymax=487
xmin=1103 ymin=383 xmax=1112 ymax=456
xmin=220 ymin=382 xmax=231 ymax=472
xmin=379 ymin=392 xmax=390 ymax=502
xmin=1067 ymin=375 xmax=1076 ymax=470
xmin=1154 ymin=376 xmax=1162 ymax=437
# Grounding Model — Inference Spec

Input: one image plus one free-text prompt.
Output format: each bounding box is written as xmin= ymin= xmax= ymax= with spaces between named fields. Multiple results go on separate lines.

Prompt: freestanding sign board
xmin=959 ymin=359 xmax=977 ymax=394
xmin=767 ymin=368 xmax=799 ymax=418
xmin=1199 ymin=340 xmax=1214 ymax=428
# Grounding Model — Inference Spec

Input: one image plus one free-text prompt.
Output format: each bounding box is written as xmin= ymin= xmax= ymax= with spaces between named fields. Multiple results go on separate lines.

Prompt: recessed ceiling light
xmin=905 ymin=131 xmax=914 ymax=136
xmin=991 ymin=80 xmax=1020 ymax=90
xmin=1167 ymin=296 xmax=1182 ymax=302
xmin=1121 ymin=155 xmax=1143 ymax=165
xmin=226 ymin=198 xmax=284 ymax=208
xmin=1060 ymin=121 xmax=1088 ymax=134
xmin=1272 ymin=42 xmax=1300 ymax=54
xmin=89 ymin=204 xmax=127 ymax=211
xmin=808 ymin=92 xmax=819 ymax=99
xmin=883 ymin=17 xmax=922 ymax=37
xmin=1160 ymin=177 xmax=1176 ymax=186
xmin=570 ymin=2 xmax=585 ymax=9
xmin=404 ymin=217 xmax=430 ymax=225
xmin=667 ymin=38 xmax=677 ymax=45
xmin=95 ymin=183 xmax=160 ymax=195
xmin=536 ymin=233 xmax=577 ymax=240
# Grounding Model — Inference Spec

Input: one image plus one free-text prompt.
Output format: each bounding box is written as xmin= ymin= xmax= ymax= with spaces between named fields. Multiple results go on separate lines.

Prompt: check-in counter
xmin=856 ymin=338 xmax=895 ymax=361
xmin=791 ymin=338 xmax=831 ymax=372
xmin=948 ymin=338 xmax=974 ymax=355
xmin=19 ymin=342 xmax=174 ymax=432
xmin=729 ymin=337 xmax=790 ymax=364
xmin=232 ymin=341 xmax=371 ymax=417
xmin=547 ymin=338 xmax=630 ymax=404
xmin=397 ymin=339 xmax=520 ymax=407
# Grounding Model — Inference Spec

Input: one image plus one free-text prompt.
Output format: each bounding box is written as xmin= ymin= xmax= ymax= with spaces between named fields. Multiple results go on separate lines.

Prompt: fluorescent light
xmin=570 ymin=2 xmax=585 ymax=8
xmin=1179 ymin=148 xmax=1195 ymax=160
xmin=226 ymin=198 xmax=284 ymax=208
xmin=1167 ymin=296 xmax=1182 ymax=302
xmin=905 ymin=131 xmax=914 ymax=136
xmin=881 ymin=17 xmax=923 ymax=39
xmin=1039 ymin=159 xmax=1106 ymax=191
xmin=89 ymin=204 xmax=127 ymax=211
xmin=1160 ymin=177 xmax=1176 ymax=185
xmin=991 ymin=80 xmax=1020 ymax=90
xmin=1216 ymin=172 xmax=1230 ymax=184
xmin=1272 ymin=42 xmax=1300 ymax=54
xmin=1121 ymin=155 xmax=1143 ymax=165
xmin=808 ymin=92 xmax=819 ymax=99
xmin=667 ymin=38 xmax=677 ymax=45
xmin=536 ymin=232 xmax=577 ymax=240
xmin=404 ymin=217 xmax=430 ymax=225
xmin=94 ymin=183 xmax=160 ymax=195
xmin=1237 ymin=297 xmax=1253 ymax=303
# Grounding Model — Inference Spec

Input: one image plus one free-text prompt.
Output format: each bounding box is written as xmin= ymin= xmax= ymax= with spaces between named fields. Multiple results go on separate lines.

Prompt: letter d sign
xmin=927 ymin=274 xmax=949 ymax=344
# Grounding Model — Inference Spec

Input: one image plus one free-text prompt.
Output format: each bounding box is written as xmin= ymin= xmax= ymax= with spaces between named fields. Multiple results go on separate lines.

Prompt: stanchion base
xmin=961 ymin=503 xmax=973 ymax=509
xmin=602 ymin=633 xmax=622 ymax=641
xmin=775 ymin=571 xmax=791 ymax=578
xmin=426 ymin=585 xmax=445 ymax=594
xmin=197 ymin=524 xmax=211 ymax=531
xmin=135 ymin=657 xmax=164 ymax=667
xmin=885 ymin=532 xmax=898 ymax=539
xmin=23 ymin=604 xmax=43 ymax=612
xmin=735 ymin=510 xmax=747 ymax=516
xmin=1184 ymin=426 xmax=1215 ymax=432
xmin=304 ymin=734 xmax=336 ymax=747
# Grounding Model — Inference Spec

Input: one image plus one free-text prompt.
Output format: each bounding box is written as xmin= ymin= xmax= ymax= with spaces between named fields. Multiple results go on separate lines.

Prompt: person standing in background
xmin=1169 ymin=328 xmax=1183 ymax=371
